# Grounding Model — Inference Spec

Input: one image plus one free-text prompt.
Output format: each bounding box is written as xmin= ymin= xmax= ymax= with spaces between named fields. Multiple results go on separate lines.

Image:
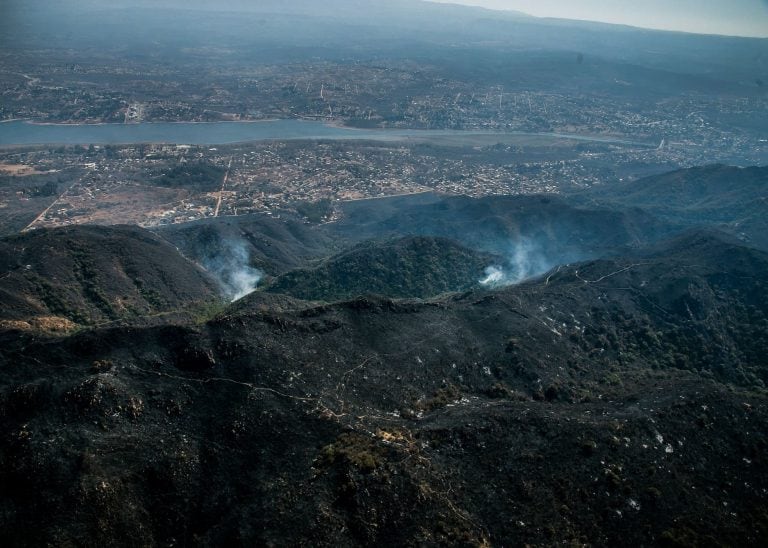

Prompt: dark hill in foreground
xmin=1 ymin=230 xmax=766 ymax=545
xmin=264 ymin=236 xmax=497 ymax=301
xmin=0 ymin=225 xmax=220 ymax=328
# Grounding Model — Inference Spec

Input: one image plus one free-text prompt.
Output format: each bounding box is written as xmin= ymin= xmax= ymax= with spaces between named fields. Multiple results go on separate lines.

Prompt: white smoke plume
xmin=204 ymin=239 xmax=263 ymax=301
xmin=479 ymin=265 xmax=505 ymax=286
xmin=479 ymin=237 xmax=552 ymax=287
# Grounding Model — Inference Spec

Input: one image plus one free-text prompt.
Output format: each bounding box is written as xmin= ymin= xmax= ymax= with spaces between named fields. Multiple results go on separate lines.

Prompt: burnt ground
xmin=263 ymin=236 xmax=498 ymax=301
xmin=0 ymin=225 xmax=221 ymax=328
xmin=0 ymin=228 xmax=766 ymax=546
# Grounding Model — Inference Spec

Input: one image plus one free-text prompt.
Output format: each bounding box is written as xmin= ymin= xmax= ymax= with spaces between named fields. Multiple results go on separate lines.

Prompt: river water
xmin=0 ymin=119 xmax=647 ymax=147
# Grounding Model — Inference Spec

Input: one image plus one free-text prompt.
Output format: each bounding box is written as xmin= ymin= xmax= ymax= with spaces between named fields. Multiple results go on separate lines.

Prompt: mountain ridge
xmin=263 ymin=236 xmax=498 ymax=301
xmin=577 ymin=164 xmax=768 ymax=250
xmin=1 ymin=165 xmax=768 ymax=544
xmin=1 ymin=229 xmax=766 ymax=544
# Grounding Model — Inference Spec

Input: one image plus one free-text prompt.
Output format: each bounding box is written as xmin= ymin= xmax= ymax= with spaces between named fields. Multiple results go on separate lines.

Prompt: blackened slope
xmin=156 ymin=191 xmax=679 ymax=289
xmin=587 ymin=165 xmax=767 ymax=213
xmin=0 ymin=225 xmax=220 ymax=325
xmin=581 ymin=164 xmax=768 ymax=249
xmin=331 ymin=194 xmax=676 ymax=261
xmin=155 ymin=213 xmax=337 ymax=276
xmin=264 ymin=236 xmax=497 ymax=301
xmin=0 ymin=232 xmax=767 ymax=545
xmin=233 ymin=231 xmax=768 ymax=398
xmin=538 ymin=230 xmax=768 ymax=387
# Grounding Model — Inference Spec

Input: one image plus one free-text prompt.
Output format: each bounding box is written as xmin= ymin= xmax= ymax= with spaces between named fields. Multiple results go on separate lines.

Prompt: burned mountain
xmin=263 ymin=236 xmax=498 ymax=301
xmin=0 ymin=227 xmax=766 ymax=545
xmin=0 ymin=225 xmax=220 ymax=328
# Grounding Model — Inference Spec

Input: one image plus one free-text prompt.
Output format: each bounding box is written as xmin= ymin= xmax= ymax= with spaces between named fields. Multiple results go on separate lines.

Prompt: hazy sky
xmin=429 ymin=0 xmax=768 ymax=37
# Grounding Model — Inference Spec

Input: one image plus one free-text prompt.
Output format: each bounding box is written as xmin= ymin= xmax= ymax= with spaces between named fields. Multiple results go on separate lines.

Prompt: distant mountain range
xmin=4 ymin=0 xmax=766 ymax=87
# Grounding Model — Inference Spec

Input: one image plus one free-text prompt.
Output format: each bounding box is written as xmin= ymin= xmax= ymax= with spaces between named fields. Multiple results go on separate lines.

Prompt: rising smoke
xmin=479 ymin=237 xmax=552 ymax=287
xmin=203 ymin=238 xmax=263 ymax=301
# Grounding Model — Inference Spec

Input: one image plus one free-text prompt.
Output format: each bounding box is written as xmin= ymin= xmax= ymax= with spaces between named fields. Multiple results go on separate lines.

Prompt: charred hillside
xmin=1 ymin=229 xmax=767 ymax=545
xmin=578 ymin=164 xmax=768 ymax=250
xmin=0 ymin=225 xmax=221 ymax=329
xmin=263 ymin=236 xmax=497 ymax=301
xmin=330 ymin=194 xmax=675 ymax=258
xmin=157 ymin=193 xmax=680 ymax=291
xmin=156 ymin=212 xmax=338 ymax=277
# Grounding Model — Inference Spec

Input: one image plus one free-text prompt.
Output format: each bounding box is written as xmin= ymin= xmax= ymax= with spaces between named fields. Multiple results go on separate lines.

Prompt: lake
xmin=0 ymin=119 xmax=648 ymax=147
